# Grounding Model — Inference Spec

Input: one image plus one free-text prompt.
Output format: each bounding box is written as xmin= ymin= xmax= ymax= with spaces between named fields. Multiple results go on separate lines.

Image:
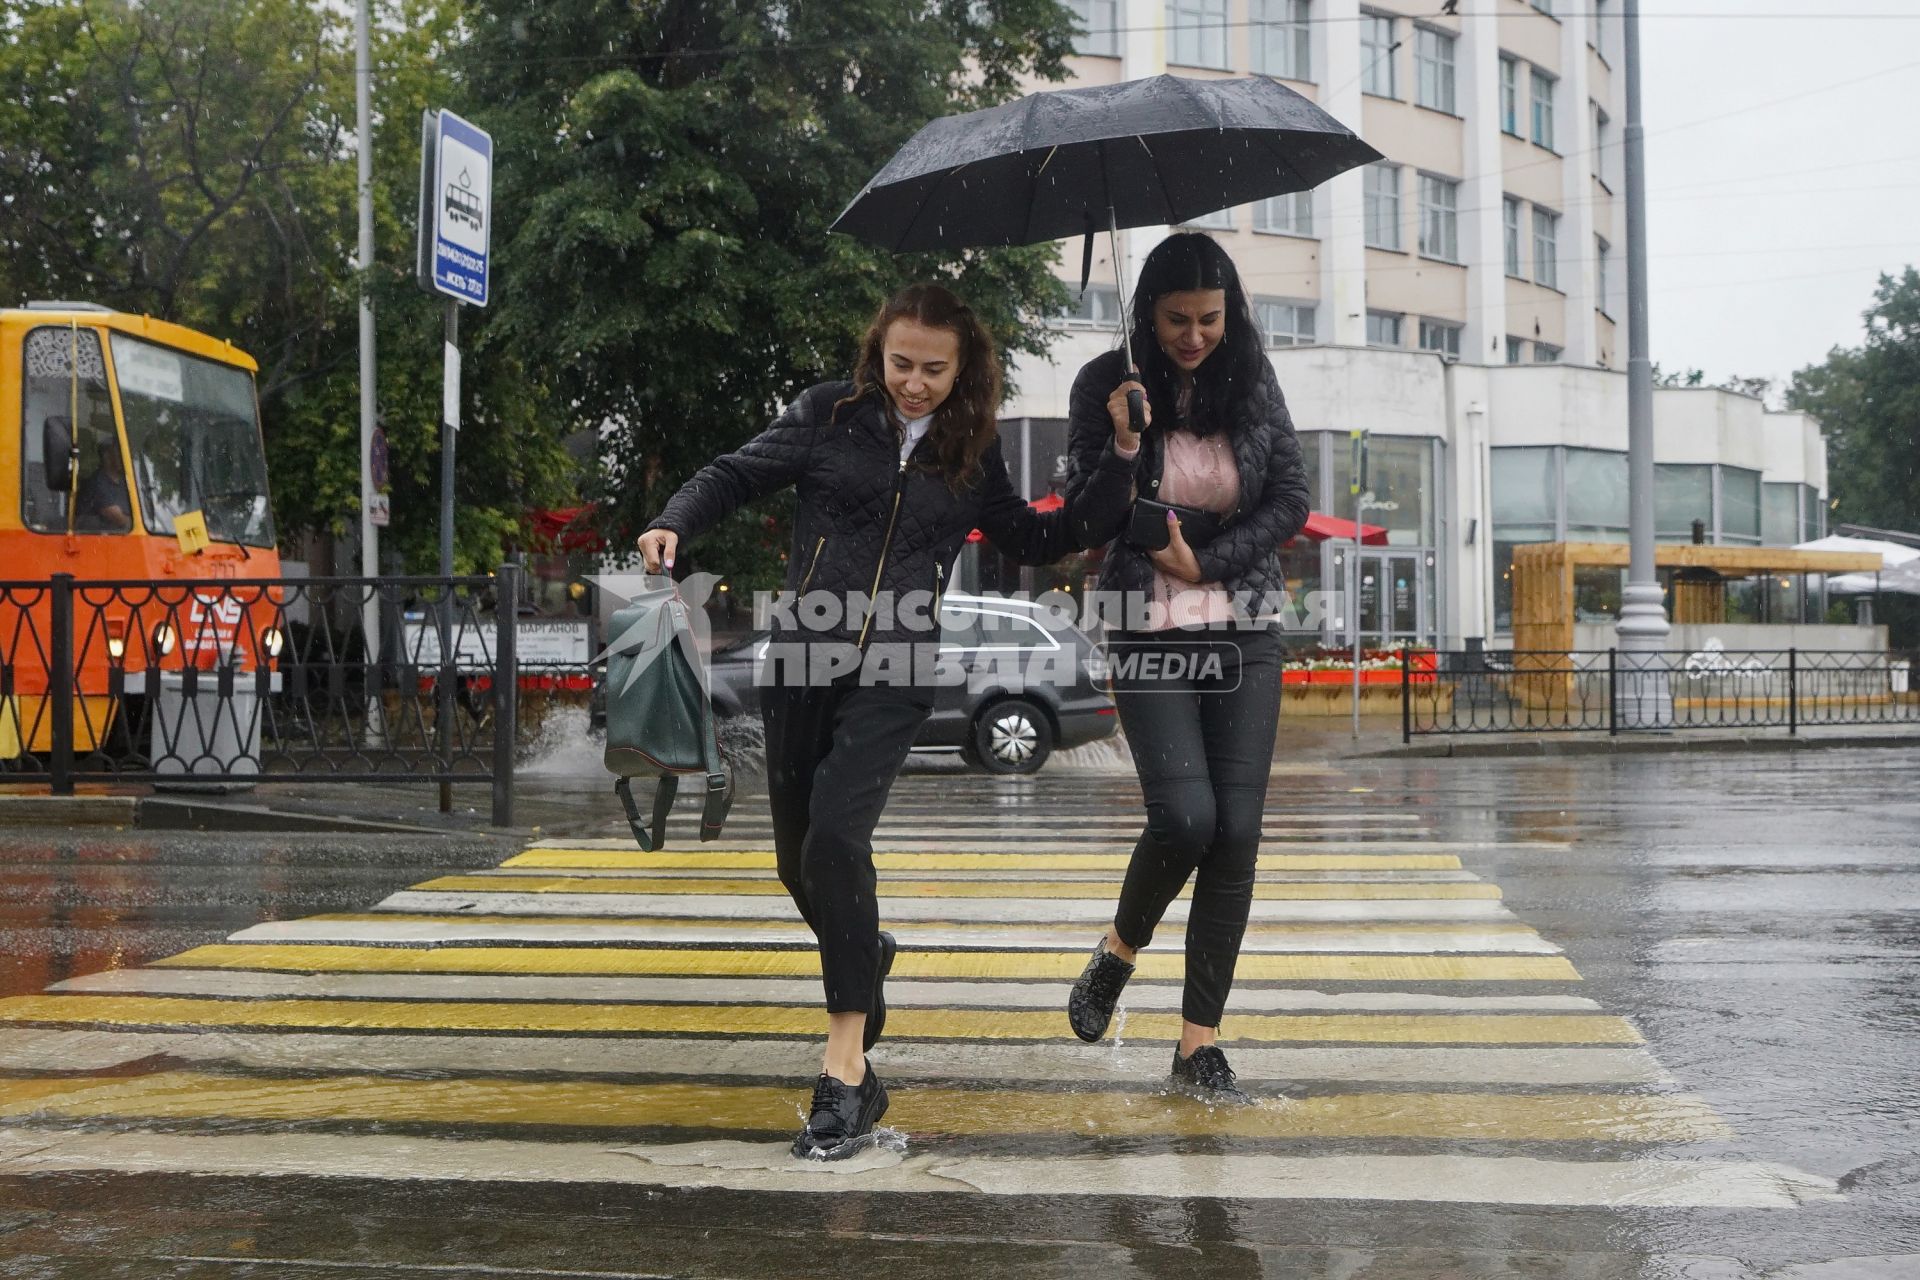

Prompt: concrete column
xmin=1319 ymin=0 xmax=1367 ymax=347
xmin=1121 ymin=0 xmax=1168 ymax=295
xmin=1558 ymin=6 xmax=1598 ymax=366
xmin=1458 ymin=5 xmax=1507 ymax=367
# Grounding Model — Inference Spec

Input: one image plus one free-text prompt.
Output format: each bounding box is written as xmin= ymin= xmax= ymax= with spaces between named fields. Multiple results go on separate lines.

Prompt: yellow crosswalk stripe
xmin=0 ymin=995 xmax=1638 ymax=1043
xmin=0 ymin=1072 xmax=1725 ymax=1141
xmin=411 ymin=876 xmax=1502 ymax=902
xmin=152 ymin=944 xmax=1583 ymax=982
xmin=301 ymin=912 xmax=1540 ymax=938
xmin=504 ymin=850 xmax=1465 ymax=872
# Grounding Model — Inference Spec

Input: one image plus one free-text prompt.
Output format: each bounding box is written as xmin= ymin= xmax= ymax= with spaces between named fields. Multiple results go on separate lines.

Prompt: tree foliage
xmin=0 ymin=0 xmax=575 ymax=570
xmin=455 ymin=0 xmax=1078 ymax=588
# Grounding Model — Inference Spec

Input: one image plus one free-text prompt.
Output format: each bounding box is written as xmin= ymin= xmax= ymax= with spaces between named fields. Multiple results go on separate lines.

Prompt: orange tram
xmin=1 ymin=303 xmax=283 ymax=761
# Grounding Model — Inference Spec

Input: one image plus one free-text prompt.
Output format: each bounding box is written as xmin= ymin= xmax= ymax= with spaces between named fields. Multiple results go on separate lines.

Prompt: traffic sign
xmin=417 ymin=109 xmax=493 ymax=307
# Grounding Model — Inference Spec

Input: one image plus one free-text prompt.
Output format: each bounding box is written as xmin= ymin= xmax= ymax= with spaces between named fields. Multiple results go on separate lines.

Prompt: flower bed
xmin=1282 ymin=647 xmax=1436 ymax=686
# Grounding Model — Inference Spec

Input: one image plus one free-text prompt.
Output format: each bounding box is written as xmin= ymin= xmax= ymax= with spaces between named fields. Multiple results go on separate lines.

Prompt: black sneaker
xmin=1067 ymin=937 xmax=1135 ymax=1042
xmin=791 ymin=1061 xmax=890 ymax=1161
xmin=1171 ymin=1045 xmax=1253 ymax=1105
xmin=864 ymin=931 xmax=897 ymax=1053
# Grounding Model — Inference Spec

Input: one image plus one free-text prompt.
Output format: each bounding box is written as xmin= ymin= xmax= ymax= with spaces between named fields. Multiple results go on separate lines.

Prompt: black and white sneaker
xmin=791 ymin=1060 xmax=890 ymax=1160
xmin=864 ymin=931 xmax=897 ymax=1053
xmin=1067 ymin=937 xmax=1135 ymax=1042
xmin=1170 ymin=1045 xmax=1253 ymax=1105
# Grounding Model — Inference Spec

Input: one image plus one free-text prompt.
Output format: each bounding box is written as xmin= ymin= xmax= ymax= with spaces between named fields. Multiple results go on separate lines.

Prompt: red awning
xmin=967 ymin=492 xmax=1064 ymax=543
xmin=527 ymin=505 xmax=606 ymax=553
xmin=1296 ymin=512 xmax=1390 ymax=546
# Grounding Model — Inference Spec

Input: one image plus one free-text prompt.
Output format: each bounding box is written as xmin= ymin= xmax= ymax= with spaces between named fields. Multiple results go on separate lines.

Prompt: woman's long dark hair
xmin=837 ymin=283 xmax=1001 ymax=489
xmin=1127 ymin=232 xmax=1263 ymax=437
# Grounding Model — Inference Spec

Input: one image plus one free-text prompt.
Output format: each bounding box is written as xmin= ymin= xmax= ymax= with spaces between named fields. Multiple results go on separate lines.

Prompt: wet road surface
xmin=0 ymin=746 xmax=1916 ymax=1277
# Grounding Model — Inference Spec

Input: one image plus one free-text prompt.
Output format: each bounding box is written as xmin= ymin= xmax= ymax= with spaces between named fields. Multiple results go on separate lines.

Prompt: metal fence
xmin=1403 ymin=646 xmax=1920 ymax=740
xmin=0 ymin=571 xmax=523 ymax=823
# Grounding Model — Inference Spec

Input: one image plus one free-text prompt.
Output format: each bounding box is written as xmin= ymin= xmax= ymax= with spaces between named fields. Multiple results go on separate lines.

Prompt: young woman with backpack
xmin=638 ymin=282 xmax=1138 ymax=1158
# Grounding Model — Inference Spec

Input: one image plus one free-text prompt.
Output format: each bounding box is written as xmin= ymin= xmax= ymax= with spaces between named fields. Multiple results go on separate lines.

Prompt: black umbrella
xmin=832 ymin=74 xmax=1381 ymax=423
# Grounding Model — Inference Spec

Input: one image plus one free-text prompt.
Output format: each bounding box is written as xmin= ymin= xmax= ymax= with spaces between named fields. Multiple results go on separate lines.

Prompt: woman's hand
xmin=636 ymin=528 xmax=678 ymax=575
xmin=1106 ymin=379 xmax=1148 ymax=452
xmin=1147 ymin=508 xmax=1203 ymax=582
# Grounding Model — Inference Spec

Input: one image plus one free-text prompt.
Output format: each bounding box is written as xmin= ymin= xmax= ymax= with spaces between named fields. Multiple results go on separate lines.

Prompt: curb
xmin=0 ymin=795 xmax=138 ymax=827
xmin=0 ymin=793 xmax=473 ymax=836
xmin=1367 ymin=732 xmax=1920 ymax=760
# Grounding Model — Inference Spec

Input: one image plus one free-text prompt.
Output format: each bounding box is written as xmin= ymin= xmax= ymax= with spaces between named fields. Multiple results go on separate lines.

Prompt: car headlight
xmin=152 ymin=623 xmax=178 ymax=657
xmin=261 ymin=626 xmax=285 ymax=658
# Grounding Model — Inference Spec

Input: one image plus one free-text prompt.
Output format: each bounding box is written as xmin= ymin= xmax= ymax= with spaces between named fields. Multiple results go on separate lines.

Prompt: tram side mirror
xmin=41 ymin=416 xmax=74 ymax=491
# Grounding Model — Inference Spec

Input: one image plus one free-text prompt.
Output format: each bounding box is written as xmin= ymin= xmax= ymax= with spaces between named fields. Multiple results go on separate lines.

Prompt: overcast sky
xmin=1638 ymin=0 xmax=1920 ymax=395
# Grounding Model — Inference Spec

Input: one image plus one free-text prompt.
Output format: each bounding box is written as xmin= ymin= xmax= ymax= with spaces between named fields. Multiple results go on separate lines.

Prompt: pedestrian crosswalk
xmin=0 ymin=781 xmax=1841 ymax=1209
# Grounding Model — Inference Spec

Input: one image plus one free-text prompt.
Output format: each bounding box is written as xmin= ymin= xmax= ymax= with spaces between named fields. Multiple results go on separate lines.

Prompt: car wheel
xmin=971 ymin=697 xmax=1052 ymax=774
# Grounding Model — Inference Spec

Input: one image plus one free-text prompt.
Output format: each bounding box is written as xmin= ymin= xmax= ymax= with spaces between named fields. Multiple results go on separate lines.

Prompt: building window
xmin=1490 ymin=445 xmax=1557 ymax=632
xmin=1366 ymin=311 xmax=1403 ymax=347
xmin=1253 ymin=190 xmax=1314 ymax=236
xmin=1533 ymin=341 xmax=1562 ymax=363
xmin=1182 ymin=206 xmax=1233 ymax=230
xmin=1418 ymin=173 xmax=1459 ymax=261
xmin=1418 ymin=318 xmax=1462 ymax=358
xmin=1505 ymin=336 xmax=1526 ymax=364
xmin=1499 ymin=57 xmax=1520 ymax=135
xmin=1762 ymin=482 xmax=1800 ymax=547
xmin=1252 ymin=0 xmax=1311 ymax=81
xmin=1361 ymin=13 xmax=1396 ymax=98
xmin=1531 ymin=68 xmax=1557 ymax=151
xmin=1592 ymin=104 xmax=1611 ymax=184
xmin=1414 ymin=27 xmax=1456 ymax=114
xmin=1592 ymin=0 xmax=1609 ymax=56
xmin=1056 ymin=284 xmax=1121 ymax=328
xmin=1364 ymin=163 xmax=1402 ymax=250
xmin=1167 ymin=0 xmax=1228 ymax=69
xmin=1720 ymin=466 xmax=1763 ymax=545
xmin=1532 ymin=207 xmax=1559 ymax=289
xmin=1596 ymin=237 xmax=1611 ymax=315
xmin=1655 ymin=464 xmax=1712 ymax=541
xmin=1064 ymin=0 xmax=1119 ymax=57
xmin=1255 ymin=298 xmax=1317 ymax=347
xmin=1531 ymin=0 xmax=1553 ymax=13
xmin=1503 ymin=196 xmax=1523 ymax=277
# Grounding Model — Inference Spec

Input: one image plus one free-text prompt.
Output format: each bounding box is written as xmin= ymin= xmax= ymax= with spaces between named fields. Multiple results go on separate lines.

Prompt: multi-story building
xmin=985 ymin=0 xmax=1829 ymax=648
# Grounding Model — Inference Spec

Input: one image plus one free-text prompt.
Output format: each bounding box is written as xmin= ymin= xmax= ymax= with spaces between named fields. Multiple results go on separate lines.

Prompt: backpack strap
xmin=697 ymin=696 xmax=733 ymax=843
xmin=614 ymin=774 xmax=678 ymax=853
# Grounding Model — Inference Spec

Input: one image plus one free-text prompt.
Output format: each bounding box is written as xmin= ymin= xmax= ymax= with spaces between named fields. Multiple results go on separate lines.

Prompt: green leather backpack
xmin=601 ymin=577 xmax=733 ymax=850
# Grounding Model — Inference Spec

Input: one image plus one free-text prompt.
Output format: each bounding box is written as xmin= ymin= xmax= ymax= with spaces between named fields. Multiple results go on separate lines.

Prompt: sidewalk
xmin=4 ymin=720 xmax=1913 ymax=839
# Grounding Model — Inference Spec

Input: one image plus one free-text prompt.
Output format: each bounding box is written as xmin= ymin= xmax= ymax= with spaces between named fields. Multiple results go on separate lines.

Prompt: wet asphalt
xmin=0 ymin=743 xmax=1916 ymax=1278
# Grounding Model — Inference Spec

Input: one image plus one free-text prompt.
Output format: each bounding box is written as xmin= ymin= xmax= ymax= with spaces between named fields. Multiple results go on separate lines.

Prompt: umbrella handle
xmin=1126 ymin=387 xmax=1147 ymax=436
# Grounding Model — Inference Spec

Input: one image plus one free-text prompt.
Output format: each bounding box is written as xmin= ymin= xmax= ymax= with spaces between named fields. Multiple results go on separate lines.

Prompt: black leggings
xmin=1108 ymin=625 xmax=1284 ymax=1027
xmin=760 ymin=675 xmax=933 ymax=1015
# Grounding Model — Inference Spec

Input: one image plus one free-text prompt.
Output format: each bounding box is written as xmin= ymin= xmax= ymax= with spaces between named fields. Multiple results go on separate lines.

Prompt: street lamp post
xmin=1613 ymin=0 xmax=1672 ymax=726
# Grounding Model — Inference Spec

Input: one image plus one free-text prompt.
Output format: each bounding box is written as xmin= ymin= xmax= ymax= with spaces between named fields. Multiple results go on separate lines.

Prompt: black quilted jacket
xmin=1064 ymin=348 xmax=1311 ymax=612
xmin=646 ymin=381 xmax=1138 ymax=649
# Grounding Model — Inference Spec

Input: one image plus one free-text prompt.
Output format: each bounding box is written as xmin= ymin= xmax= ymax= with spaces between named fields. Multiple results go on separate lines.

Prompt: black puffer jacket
xmin=647 ymin=381 xmax=1138 ymax=649
xmin=1064 ymin=348 xmax=1311 ymax=612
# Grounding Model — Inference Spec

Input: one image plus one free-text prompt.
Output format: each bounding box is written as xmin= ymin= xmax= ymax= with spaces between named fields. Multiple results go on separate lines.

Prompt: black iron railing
xmin=0 ymin=571 xmax=525 ymax=823
xmin=1403 ymin=646 xmax=1920 ymax=740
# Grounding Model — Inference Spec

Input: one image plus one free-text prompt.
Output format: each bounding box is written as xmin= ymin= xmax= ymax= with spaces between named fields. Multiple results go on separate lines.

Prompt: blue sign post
xmin=426 ymin=110 xmax=492 ymax=306
xmin=414 ymin=108 xmax=495 ymax=813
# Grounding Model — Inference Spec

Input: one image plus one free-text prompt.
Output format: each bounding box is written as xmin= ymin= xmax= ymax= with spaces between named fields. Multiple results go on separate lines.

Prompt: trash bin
xmin=150 ymin=668 xmax=261 ymax=790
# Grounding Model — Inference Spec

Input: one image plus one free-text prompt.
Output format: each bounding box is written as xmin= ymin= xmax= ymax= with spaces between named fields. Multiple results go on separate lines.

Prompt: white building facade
xmin=989 ymin=0 xmax=1828 ymax=647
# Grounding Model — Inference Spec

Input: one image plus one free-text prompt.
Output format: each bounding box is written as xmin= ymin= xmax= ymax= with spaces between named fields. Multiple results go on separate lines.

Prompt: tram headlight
xmin=151 ymin=623 xmax=177 ymax=657
xmin=261 ymin=626 xmax=285 ymax=658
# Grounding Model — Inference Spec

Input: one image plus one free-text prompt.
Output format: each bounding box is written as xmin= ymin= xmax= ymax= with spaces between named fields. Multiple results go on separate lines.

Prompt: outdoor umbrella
xmin=832 ymin=74 xmax=1381 ymax=423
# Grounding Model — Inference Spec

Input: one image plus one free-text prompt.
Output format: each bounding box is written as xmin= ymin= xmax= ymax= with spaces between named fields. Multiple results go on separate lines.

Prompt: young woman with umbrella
xmin=637 ymin=282 xmax=1139 ymax=1158
xmin=1061 ymin=232 xmax=1312 ymax=1101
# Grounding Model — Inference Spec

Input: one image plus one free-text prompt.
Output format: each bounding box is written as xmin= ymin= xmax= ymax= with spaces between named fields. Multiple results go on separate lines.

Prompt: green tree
xmin=0 ymin=0 xmax=576 ymax=570
xmin=1789 ymin=266 xmax=1920 ymax=644
xmin=455 ymin=0 xmax=1077 ymax=589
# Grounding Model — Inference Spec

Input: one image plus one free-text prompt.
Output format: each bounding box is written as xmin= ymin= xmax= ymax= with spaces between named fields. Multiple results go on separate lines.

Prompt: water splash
xmin=1110 ymin=1004 xmax=1128 ymax=1051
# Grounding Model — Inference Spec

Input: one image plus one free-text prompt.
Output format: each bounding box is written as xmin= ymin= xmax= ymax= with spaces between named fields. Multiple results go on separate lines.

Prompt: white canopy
xmin=1793 ymin=535 xmax=1920 ymax=595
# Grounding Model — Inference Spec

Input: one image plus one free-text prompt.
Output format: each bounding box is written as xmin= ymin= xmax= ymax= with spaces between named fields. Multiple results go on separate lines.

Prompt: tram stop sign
xmin=416 ymin=108 xmax=493 ymax=307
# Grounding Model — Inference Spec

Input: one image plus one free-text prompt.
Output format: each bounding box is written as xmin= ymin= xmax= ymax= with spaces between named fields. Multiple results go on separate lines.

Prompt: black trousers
xmin=1107 ymin=624 xmax=1284 ymax=1027
xmin=761 ymin=675 xmax=933 ymax=1015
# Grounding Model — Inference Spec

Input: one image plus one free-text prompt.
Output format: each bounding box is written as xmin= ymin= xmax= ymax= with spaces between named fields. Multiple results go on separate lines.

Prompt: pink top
xmin=1143 ymin=429 xmax=1239 ymax=630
